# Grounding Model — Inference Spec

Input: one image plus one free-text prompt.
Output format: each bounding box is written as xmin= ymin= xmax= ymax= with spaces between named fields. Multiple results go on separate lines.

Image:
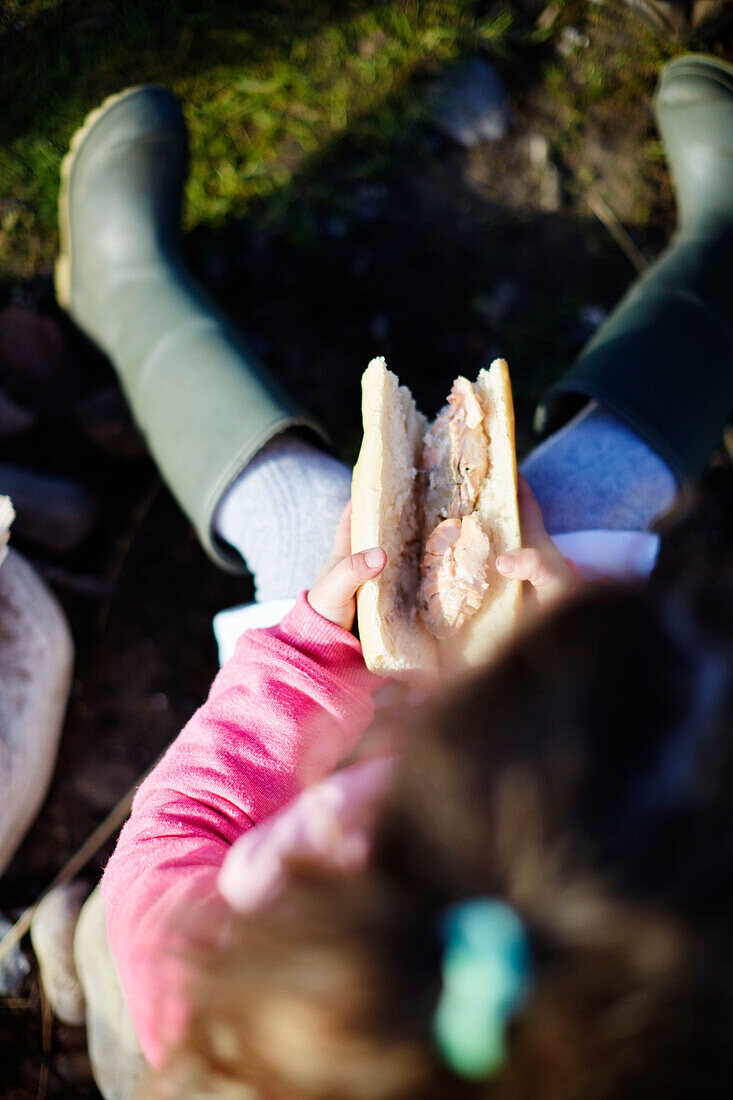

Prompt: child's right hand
xmin=495 ymin=474 xmax=580 ymax=611
xmin=307 ymin=503 xmax=386 ymax=633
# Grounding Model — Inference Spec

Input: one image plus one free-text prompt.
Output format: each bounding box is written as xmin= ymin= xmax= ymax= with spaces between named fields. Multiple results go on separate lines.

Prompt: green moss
xmin=0 ymin=0 xmax=519 ymax=281
xmin=0 ymin=0 xmax=712 ymax=284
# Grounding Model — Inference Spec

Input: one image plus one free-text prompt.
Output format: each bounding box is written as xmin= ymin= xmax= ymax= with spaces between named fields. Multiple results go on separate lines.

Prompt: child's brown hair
xmin=149 ymin=574 xmax=733 ymax=1099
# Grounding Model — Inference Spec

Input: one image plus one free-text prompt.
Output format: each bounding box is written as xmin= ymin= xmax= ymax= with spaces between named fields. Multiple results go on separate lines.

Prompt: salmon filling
xmin=417 ymin=378 xmax=492 ymax=637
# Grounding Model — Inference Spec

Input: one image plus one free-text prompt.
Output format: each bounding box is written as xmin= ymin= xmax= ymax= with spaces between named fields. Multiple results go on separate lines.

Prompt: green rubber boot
xmin=56 ymin=86 xmax=325 ymax=571
xmin=537 ymin=55 xmax=733 ymax=482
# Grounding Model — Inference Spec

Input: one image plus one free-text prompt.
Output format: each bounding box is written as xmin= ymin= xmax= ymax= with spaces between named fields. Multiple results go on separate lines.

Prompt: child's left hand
xmin=495 ymin=474 xmax=579 ymax=611
xmin=308 ymin=503 xmax=386 ymax=633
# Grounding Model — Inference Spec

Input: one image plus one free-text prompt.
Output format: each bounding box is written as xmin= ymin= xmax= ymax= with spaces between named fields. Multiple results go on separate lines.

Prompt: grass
xmin=0 ymin=0 xmax=697 ymax=283
xmin=1 ymin=0 xmax=723 ymax=417
xmin=0 ymin=0 xmax=524 ymax=283
xmin=539 ymin=1 xmax=684 ymax=227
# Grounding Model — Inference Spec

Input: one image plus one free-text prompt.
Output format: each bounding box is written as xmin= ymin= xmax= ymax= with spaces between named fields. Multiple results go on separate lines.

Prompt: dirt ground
xmin=2 ymin=3 xmax=733 ymax=1096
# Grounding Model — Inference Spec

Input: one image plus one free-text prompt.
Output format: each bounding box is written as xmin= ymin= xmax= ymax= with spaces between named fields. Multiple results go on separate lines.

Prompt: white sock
xmin=213 ymin=434 xmax=352 ymax=602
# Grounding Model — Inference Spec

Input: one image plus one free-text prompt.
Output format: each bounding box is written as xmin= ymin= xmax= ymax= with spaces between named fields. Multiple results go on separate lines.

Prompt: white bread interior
xmin=447 ymin=360 xmax=522 ymax=671
xmin=351 ymin=359 xmax=437 ymax=674
xmin=352 ymin=357 xmax=521 ymax=677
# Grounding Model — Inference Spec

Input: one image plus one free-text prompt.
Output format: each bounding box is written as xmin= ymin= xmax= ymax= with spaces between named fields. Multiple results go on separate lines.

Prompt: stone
xmin=74 ymin=386 xmax=147 ymax=461
xmin=527 ymin=133 xmax=562 ymax=213
xmin=557 ymin=25 xmax=590 ymax=55
xmin=472 ymin=279 xmax=520 ymax=325
xmin=528 ymin=132 xmax=551 ymax=170
xmin=0 ymin=387 xmax=37 ymax=439
xmin=0 ymin=306 xmax=68 ymax=406
xmin=578 ymin=304 xmax=608 ymax=330
xmin=30 ymin=881 xmax=89 ymax=1025
xmin=538 ymin=162 xmax=562 ymax=212
xmin=429 ymin=58 xmax=510 ymax=147
xmin=0 ymin=464 xmax=97 ymax=554
xmin=370 ymin=313 xmax=391 ymax=342
xmin=75 ymin=887 xmax=146 ymax=1100
xmin=0 ymin=549 xmax=74 ymax=878
xmin=355 ymin=182 xmax=389 ymax=220
xmin=692 ymin=0 xmax=724 ymax=31
xmin=600 ymin=0 xmax=688 ymax=36
xmin=0 ymin=913 xmax=31 ymax=995
xmin=569 ymin=304 xmax=609 ymax=349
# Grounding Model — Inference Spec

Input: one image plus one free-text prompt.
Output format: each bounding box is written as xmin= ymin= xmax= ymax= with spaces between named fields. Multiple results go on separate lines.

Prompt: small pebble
xmin=528 ymin=132 xmax=551 ymax=170
xmin=75 ymin=387 xmax=146 ymax=461
xmin=429 ymin=58 xmax=510 ymax=147
xmin=30 ymin=881 xmax=88 ymax=1025
xmin=527 ymin=134 xmax=562 ymax=212
xmin=0 ymin=386 xmax=37 ymax=439
xmin=0 ymin=551 xmax=74 ymax=880
xmin=0 ymin=306 xmax=68 ymax=406
xmin=578 ymin=304 xmax=608 ymax=329
xmin=557 ymin=26 xmax=590 ymax=55
xmin=0 ymin=464 xmax=97 ymax=554
xmin=473 ymin=279 xmax=520 ymax=325
xmin=0 ymin=914 xmax=31 ymax=996
xmin=370 ymin=313 xmax=391 ymax=342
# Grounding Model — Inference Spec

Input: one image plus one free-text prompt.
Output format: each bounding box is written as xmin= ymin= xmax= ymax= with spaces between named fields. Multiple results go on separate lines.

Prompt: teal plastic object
xmin=433 ymin=899 xmax=531 ymax=1080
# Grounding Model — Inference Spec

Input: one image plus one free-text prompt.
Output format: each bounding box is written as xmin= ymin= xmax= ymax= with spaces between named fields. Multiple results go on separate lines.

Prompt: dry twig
xmin=587 ymin=192 xmax=649 ymax=274
xmin=36 ymin=986 xmax=52 ymax=1100
xmin=0 ymin=777 xmax=147 ymax=966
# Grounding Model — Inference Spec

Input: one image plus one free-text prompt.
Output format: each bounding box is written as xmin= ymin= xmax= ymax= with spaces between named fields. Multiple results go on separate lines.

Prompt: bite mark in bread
xmin=352 ymin=357 xmax=521 ymax=676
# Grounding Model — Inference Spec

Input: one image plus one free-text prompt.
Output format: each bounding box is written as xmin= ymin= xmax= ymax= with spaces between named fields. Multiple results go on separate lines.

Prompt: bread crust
xmin=352 ymin=357 xmax=521 ymax=677
xmin=448 ymin=359 xmax=522 ymax=671
xmin=351 ymin=359 xmax=437 ymax=674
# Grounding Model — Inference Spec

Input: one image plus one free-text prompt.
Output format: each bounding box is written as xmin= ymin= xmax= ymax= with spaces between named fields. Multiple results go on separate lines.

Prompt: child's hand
xmin=495 ymin=474 xmax=579 ymax=611
xmin=308 ymin=502 xmax=386 ymax=633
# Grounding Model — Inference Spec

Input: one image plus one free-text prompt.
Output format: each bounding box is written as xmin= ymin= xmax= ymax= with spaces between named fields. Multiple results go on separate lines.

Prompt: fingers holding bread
xmin=308 ymin=549 xmax=386 ymax=633
xmin=496 ymin=475 xmax=578 ymax=610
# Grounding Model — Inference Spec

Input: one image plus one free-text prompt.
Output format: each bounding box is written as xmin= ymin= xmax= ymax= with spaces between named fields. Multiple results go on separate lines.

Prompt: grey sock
xmin=521 ymin=401 xmax=678 ymax=534
xmin=214 ymin=434 xmax=352 ymax=602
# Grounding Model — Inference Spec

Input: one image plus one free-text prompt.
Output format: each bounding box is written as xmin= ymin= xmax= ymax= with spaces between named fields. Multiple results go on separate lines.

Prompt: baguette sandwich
xmin=351 ymin=357 xmax=522 ymax=676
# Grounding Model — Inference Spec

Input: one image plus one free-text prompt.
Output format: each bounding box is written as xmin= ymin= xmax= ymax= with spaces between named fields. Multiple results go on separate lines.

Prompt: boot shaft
xmin=654 ymin=56 xmax=733 ymax=236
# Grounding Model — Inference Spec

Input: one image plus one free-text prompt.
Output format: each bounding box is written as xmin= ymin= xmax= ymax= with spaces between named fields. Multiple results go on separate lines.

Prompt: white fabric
xmin=213 ymin=599 xmax=297 ymax=665
xmin=212 ymin=530 xmax=660 ymax=666
xmin=551 ymin=530 xmax=660 ymax=582
xmin=214 ymin=434 xmax=351 ymax=602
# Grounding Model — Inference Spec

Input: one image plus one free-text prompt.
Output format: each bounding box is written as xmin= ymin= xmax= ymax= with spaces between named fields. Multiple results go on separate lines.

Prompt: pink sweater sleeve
xmin=101 ymin=592 xmax=383 ymax=1066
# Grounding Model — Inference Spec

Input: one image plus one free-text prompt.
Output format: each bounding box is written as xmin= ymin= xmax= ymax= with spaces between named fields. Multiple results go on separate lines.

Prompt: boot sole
xmin=656 ymin=53 xmax=733 ymax=103
xmin=55 ymin=85 xmax=160 ymax=312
